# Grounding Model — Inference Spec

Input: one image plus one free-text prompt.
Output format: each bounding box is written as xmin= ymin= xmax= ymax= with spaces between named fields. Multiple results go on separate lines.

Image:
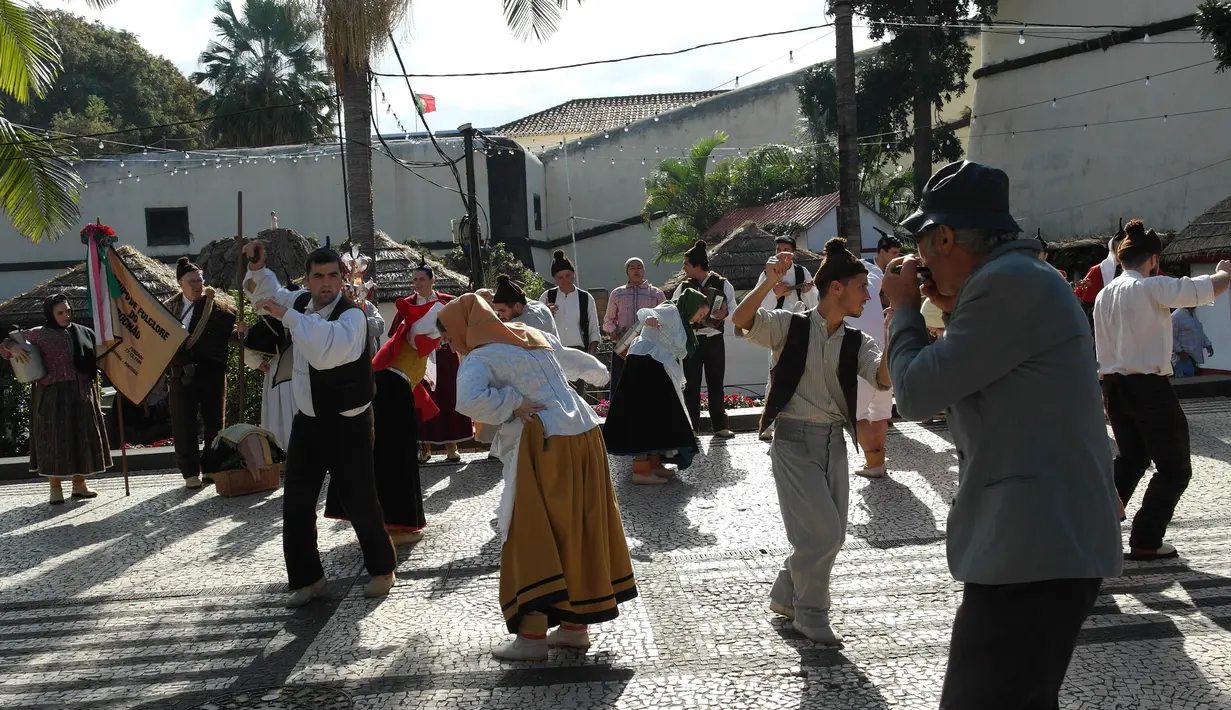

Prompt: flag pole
xmin=234 ymin=192 xmax=245 ymax=423
xmin=97 ymin=215 xmax=130 ymax=497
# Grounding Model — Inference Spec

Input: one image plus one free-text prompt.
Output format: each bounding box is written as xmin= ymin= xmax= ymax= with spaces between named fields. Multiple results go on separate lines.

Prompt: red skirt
xmin=419 ymin=344 xmax=474 ymax=444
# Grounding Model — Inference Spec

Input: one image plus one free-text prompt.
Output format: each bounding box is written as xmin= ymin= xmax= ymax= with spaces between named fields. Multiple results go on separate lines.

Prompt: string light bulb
xmin=120 ymin=160 xmax=125 ymax=167
xmin=118 ymin=179 xmax=123 ymax=186
xmin=163 ymin=160 xmax=168 ymax=167
xmin=84 ymin=182 xmax=88 ymax=189
xmin=1163 ymin=115 xmax=1168 ymax=123
xmin=126 ymin=171 xmax=132 ymax=178
xmin=735 ymin=76 xmax=740 ymax=88
xmin=1144 ymin=33 xmax=1151 ymax=43
xmin=184 ymin=152 xmax=190 ymax=159
xmin=653 ymin=113 xmax=659 ymax=122
xmin=789 ymin=50 xmax=795 ymax=64
xmin=1018 ymin=30 xmax=1025 ymax=45
xmin=610 ymin=157 xmax=615 ymax=165
xmin=135 ymin=176 xmax=140 ymax=182
xmin=641 ymin=157 xmax=646 ymax=165
xmin=1051 ymin=99 xmax=1056 ymax=108
xmin=98 ymin=140 xmax=104 ymax=149
xmin=1145 ymin=76 xmax=1151 ymax=86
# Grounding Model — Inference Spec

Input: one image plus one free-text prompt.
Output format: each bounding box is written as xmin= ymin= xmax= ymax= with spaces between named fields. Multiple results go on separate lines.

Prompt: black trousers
xmin=940 ymin=578 xmax=1102 ymax=710
xmin=283 ymin=410 xmax=396 ymax=590
xmin=683 ymin=333 xmax=728 ymax=431
xmin=1102 ymin=373 xmax=1191 ymax=550
xmin=168 ymin=366 xmax=225 ymax=479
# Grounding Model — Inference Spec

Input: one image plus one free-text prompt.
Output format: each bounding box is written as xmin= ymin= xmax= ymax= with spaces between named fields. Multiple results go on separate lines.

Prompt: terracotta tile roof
xmin=703 ymin=194 xmax=840 ymax=239
xmin=499 ymin=92 xmax=727 ymax=138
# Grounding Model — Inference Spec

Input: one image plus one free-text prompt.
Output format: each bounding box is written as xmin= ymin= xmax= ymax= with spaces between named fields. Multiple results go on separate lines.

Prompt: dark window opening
xmin=533 ymin=194 xmax=543 ymax=231
xmin=145 ymin=208 xmax=190 ymax=247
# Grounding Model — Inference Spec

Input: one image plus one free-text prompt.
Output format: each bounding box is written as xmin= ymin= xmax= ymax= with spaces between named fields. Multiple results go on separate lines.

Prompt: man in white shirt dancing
xmin=244 ymin=241 xmax=397 ymax=608
xmin=1095 ymin=219 xmax=1231 ymax=560
xmin=845 ymin=232 xmax=900 ymax=477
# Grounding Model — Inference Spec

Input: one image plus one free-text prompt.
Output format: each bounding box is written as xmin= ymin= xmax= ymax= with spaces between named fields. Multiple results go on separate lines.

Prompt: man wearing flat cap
xmin=880 ymin=160 xmax=1122 ymax=709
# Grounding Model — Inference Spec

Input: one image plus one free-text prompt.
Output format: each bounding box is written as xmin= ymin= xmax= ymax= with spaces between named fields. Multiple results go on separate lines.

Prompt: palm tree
xmin=643 ymin=131 xmax=732 ymax=264
xmin=831 ymin=0 xmax=862 ymax=240
xmin=193 ymin=0 xmax=334 ymax=148
xmin=289 ymin=0 xmax=575 ymax=261
xmin=0 ymin=1 xmax=118 ymax=243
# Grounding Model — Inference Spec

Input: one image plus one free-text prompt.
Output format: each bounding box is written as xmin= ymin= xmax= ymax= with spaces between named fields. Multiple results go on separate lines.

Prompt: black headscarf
xmin=42 ymin=294 xmax=98 ymax=375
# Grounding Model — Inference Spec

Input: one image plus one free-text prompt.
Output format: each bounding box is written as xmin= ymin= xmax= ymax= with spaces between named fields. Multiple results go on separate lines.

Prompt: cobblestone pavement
xmin=2 ymin=400 xmax=1231 ymax=710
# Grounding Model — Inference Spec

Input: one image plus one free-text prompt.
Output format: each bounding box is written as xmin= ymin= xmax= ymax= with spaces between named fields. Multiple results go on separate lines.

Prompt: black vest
xmin=546 ymin=287 xmax=592 ymax=346
xmin=775 ymin=264 xmax=807 ymax=310
xmin=293 ymin=292 xmax=375 ymax=416
xmin=686 ymin=272 xmax=730 ymax=334
xmin=759 ymin=313 xmax=862 ymax=449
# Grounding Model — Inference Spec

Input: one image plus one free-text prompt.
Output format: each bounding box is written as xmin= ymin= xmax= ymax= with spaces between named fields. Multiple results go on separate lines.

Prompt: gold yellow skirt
xmin=500 ymin=416 xmax=638 ymax=633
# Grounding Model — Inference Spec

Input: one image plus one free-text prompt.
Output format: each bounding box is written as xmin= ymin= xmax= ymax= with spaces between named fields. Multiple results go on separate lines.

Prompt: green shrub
xmin=0 ymin=367 xmax=31 ymax=457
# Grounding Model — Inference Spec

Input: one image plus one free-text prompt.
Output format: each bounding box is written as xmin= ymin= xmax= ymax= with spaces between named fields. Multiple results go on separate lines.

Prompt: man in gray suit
xmin=881 ymin=161 xmax=1122 ymax=710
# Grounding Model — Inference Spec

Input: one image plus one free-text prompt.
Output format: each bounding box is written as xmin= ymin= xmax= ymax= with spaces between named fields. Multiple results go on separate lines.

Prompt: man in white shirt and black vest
xmin=1095 ymin=219 xmax=1231 ymax=561
xmin=243 ymin=241 xmax=397 ymax=609
xmin=540 ymin=250 xmax=600 ymax=396
xmin=674 ymin=240 xmax=738 ymax=438
xmin=732 ymin=237 xmax=890 ymax=645
xmin=753 ymin=235 xmax=818 ymax=440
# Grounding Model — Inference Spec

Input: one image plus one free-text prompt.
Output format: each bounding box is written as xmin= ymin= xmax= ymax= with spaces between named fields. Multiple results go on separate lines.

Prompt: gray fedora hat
xmin=901 ymin=160 xmax=1023 ymax=235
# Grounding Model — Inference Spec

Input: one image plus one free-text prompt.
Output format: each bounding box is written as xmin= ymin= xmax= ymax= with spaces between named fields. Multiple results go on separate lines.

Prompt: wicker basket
xmin=213 ymin=463 xmax=282 ymax=497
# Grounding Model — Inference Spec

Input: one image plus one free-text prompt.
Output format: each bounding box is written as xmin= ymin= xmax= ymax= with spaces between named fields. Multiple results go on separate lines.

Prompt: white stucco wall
xmin=969 ymin=1 xmax=1226 ymax=238
xmin=803 ymin=206 xmax=896 ymax=256
xmin=534 ymin=70 xmax=810 ymax=289
xmin=0 ymin=140 xmax=503 ymax=301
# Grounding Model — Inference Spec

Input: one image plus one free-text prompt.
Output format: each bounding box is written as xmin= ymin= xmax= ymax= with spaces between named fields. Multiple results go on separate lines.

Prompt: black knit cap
xmin=551 ymin=249 xmax=575 ymax=276
xmin=874 ymin=227 xmax=901 ymax=252
xmin=774 ymin=234 xmax=797 ymax=250
xmin=492 ymin=274 xmax=527 ymax=305
xmin=176 ymin=256 xmax=201 ymax=281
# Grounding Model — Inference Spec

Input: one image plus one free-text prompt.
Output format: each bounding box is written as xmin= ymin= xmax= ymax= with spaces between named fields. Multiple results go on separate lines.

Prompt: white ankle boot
xmin=492 ymin=635 xmax=548 ymax=661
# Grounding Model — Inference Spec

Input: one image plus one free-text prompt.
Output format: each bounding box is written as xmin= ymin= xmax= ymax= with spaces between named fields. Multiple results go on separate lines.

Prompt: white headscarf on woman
xmin=1099 ymin=236 xmax=1118 ymax=286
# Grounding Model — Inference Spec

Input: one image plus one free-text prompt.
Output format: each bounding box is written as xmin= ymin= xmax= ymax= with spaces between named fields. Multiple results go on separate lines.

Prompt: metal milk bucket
xmin=8 ymin=332 xmax=46 ymax=383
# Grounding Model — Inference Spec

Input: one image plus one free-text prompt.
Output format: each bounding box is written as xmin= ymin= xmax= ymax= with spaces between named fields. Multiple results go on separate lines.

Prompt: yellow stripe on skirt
xmin=500 ymin=415 xmax=638 ymax=634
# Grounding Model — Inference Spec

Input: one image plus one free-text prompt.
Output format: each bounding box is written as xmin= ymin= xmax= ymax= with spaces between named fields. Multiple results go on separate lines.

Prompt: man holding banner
xmin=163 ymin=257 xmax=237 ymax=489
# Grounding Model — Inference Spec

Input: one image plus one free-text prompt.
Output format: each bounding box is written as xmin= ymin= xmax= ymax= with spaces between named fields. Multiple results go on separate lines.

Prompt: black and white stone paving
xmin=2 ymin=399 xmax=1231 ymax=709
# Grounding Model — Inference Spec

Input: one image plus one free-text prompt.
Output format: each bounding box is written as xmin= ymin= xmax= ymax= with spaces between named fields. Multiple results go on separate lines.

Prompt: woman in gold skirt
xmin=439 ymin=294 xmax=637 ymax=661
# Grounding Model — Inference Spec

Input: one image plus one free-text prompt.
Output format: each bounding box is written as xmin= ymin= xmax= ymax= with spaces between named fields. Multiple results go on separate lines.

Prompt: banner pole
xmin=117 ymin=392 xmax=130 ymax=496
xmin=234 ymin=192 xmax=245 ymax=423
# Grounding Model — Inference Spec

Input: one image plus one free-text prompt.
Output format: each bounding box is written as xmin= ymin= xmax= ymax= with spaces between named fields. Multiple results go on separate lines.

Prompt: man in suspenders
xmin=732 ymin=237 xmax=891 ymax=645
xmin=845 ymin=231 xmax=900 ymax=478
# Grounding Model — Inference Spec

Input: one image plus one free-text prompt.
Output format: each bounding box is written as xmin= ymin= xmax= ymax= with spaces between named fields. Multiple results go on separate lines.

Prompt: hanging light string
xmin=710 ymin=29 xmax=836 ymax=92
xmin=1032 ymin=153 xmax=1231 ymax=219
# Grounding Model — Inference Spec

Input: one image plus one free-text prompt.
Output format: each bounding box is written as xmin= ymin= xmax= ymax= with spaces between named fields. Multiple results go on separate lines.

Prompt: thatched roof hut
xmin=662 ymin=222 xmax=822 ymax=295
xmin=372 ymin=231 xmax=468 ymax=298
xmin=1042 ymin=236 xmax=1112 ymax=281
xmin=0 ymin=245 xmax=183 ymax=330
xmin=1164 ymin=194 xmax=1231 ymax=265
xmin=196 ymin=227 xmax=316 ymax=288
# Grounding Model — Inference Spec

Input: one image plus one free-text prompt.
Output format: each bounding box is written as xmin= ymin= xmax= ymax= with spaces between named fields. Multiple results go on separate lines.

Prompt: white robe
xmin=243 ymin=350 xmax=295 ymax=451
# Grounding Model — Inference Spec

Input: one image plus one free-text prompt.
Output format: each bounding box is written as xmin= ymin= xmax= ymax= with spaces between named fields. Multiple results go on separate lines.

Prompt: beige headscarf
xmin=437 ymin=293 xmax=551 ymax=356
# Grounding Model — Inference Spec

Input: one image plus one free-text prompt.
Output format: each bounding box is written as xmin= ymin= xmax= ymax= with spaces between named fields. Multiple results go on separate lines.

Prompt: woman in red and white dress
xmin=408 ymin=264 xmax=473 ymax=462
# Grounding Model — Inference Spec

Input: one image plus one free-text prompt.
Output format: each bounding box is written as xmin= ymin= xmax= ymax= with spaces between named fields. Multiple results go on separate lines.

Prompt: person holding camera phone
xmin=881 ymin=160 xmax=1122 ymax=709
xmin=674 ymin=240 xmax=737 ymax=438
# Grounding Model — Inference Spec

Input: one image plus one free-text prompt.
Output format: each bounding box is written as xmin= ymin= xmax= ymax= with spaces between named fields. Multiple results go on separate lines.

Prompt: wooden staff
xmin=234 ymin=192 xmax=245 ymax=419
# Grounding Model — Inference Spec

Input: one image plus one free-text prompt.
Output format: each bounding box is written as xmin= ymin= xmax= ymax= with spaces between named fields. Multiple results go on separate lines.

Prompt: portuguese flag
xmin=415 ymin=93 xmax=436 ymax=114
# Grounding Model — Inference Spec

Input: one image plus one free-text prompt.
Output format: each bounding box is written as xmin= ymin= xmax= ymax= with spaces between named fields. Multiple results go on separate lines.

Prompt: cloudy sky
xmin=43 ymin=0 xmax=879 ymax=133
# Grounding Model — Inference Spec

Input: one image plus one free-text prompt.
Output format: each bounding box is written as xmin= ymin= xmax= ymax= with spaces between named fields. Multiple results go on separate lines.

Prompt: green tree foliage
xmin=6 ymin=10 xmax=207 ymax=152
xmin=442 ymin=242 xmax=546 ymax=297
xmin=49 ymin=94 xmax=117 ymax=156
xmin=193 ymin=0 xmax=334 ymax=148
xmin=644 ymin=131 xmax=910 ymax=263
xmin=1198 ymin=1 xmax=1231 ymax=71
xmin=0 ymin=2 xmax=85 ymax=243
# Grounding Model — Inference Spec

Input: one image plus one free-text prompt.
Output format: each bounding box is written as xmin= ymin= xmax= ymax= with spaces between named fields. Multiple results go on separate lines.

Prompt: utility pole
xmin=459 ymin=123 xmax=484 ymax=289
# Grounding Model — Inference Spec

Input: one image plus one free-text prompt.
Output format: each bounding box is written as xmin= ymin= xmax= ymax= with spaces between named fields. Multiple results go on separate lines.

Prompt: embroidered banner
xmin=100 ymin=247 xmax=188 ymax=403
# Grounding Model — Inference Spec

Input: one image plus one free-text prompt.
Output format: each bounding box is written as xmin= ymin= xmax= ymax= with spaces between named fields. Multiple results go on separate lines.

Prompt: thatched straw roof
xmin=372 ymin=231 xmax=468 ymax=297
xmin=0 ymin=245 xmax=183 ymax=330
xmin=196 ymin=227 xmax=315 ymax=288
xmin=1164 ymin=194 xmax=1231 ymax=265
xmin=662 ymin=223 xmax=822 ymax=294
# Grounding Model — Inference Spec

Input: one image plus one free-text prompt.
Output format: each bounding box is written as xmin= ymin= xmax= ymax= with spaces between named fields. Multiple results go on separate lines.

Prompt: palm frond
xmin=0 ymin=0 xmax=60 ymax=103
xmin=0 ymin=116 xmax=82 ymax=243
xmin=289 ymin=0 xmax=409 ymax=79
xmin=503 ymin=0 xmax=574 ymax=42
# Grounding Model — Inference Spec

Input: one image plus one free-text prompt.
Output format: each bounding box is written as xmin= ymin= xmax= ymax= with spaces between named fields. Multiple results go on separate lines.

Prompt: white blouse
xmin=454 ymin=335 xmax=600 ymax=436
xmin=627 ymin=302 xmax=689 ymax=389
